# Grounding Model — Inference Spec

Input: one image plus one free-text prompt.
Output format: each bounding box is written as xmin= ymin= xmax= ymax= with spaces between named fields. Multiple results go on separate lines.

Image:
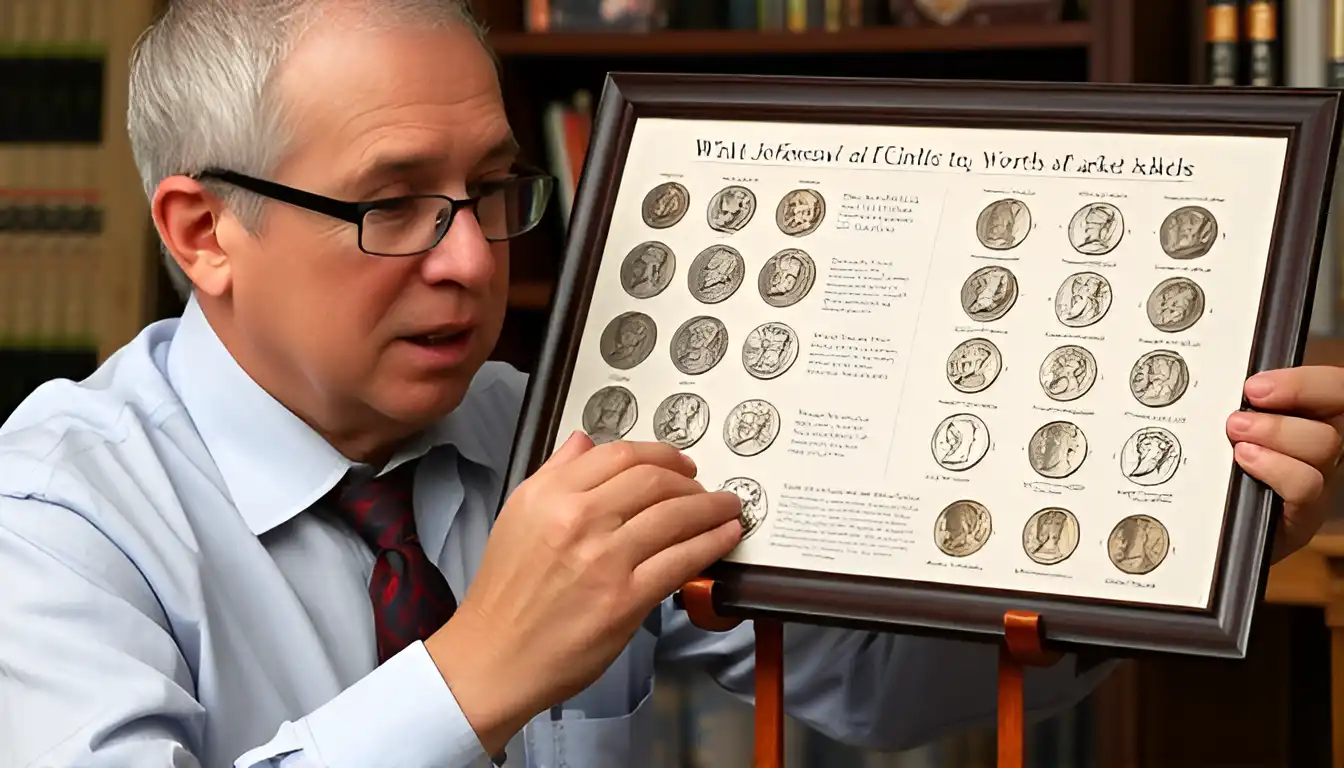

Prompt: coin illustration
xmin=652 ymin=393 xmax=710 ymax=450
xmin=742 ymin=322 xmax=799 ymax=380
xmin=619 ymin=241 xmax=676 ymax=299
xmin=720 ymin=477 xmax=768 ymax=539
xmin=1027 ymin=421 xmax=1088 ymax=479
xmin=1107 ymin=514 xmax=1170 ymax=575
xmin=1038 ymin=345 xmax=1097 ymax=402
xmin=723 ymin=399 xmax=781 ymax=457
xmin=1022 ymin=508 xmax=1080 ymax=566
xmin=1129 ymin=350 xmax=1189 ymax=408
xmin=775 ymin=188 xmax=826 ymax=237
xmin=946 ymin=338 xmax=1002 ymax=394
xmin=670 ymin=316 xmax=729 ymax=375
xmin=599 ymin=311 xmax=657 ymax=370
xmin=930 ymin=413 xmax=990 ymax=472
xmin=975 ymin=198 xmax=1031 ymax=250
xmin=960 ymin=265 xmax=1019 ymax=322
xmin=707 ymin=185 xmax=756 ymax=233
xmin=1160 ymin=205 xmax=1217 ymax=259
xmin=1146 ymin=277 xmax=1205 ymax=333
xmin=641 ymin=181 xmax=689 ymax=229
xmin=757 ymin=248 xmax=816 ymax=308
xmin=581 ymin=386 xmax=637 ymax=445
xmin=1054 ymin=271 xmax=1112 ymax=328
xmin=1120 ymin=427 xmax=1182 ymax=487
xmin=687 ymin=245 xmax=745 ymax=304
xmin=1067 ymin=202 xmax=1124 ymax=256
xmin=934 ymin=500 xmax=992 ymax=557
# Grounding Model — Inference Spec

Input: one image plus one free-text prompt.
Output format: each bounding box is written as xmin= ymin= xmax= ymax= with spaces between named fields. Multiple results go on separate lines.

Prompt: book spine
xmin=1205 ymin=0 xmax=1240 ymax=85
xmin=1244 ymin=0 xmax=1280 ymax=85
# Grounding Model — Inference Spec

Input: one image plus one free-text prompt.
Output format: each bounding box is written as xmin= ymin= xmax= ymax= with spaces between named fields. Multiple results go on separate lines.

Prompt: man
xmin=0 ymin=2 xmax=1340 ymax=767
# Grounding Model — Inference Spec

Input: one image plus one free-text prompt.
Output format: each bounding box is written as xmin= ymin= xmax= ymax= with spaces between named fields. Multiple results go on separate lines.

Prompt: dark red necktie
xmin=331 ymin=459 xmax=458 ymax=664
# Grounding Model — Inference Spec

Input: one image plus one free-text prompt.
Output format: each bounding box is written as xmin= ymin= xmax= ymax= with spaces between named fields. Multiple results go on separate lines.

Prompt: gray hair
xmin=127 ymin=0 xmax=490 ymax=300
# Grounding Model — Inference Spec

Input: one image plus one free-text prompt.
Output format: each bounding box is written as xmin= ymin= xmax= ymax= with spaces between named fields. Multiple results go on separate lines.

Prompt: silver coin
xmin=1067 ymin=202 xmax=1124 ymax=255
xmin=670 ymin=316 xmax=729 ymax=375
xmin=975 ymin=198 xmax=1031 ymax=250
xmin=742 ymin=322 xmax=799 ymax=380
xmin=723 ymin=399 xmax=780 ymax=457
xmin=652 ymin=393 xmax=709 ymax=450
xmin=934 ymin=500 xmax=992 ymax=558
xmin=1107 ymin=514 xmax=1170 ymax=575
xmin=1159 ymin=205 xmax=1218 ymax=260
xmin=1129 ymin=350 xmax=1189 ymax=408
xmin=930 ymin=413 xmax=990 ymax=472
xmin=1038 ymin=345 xmax=1097 ymax=402
xmin=1146 ymin=277 xmax=1205 ymax=333
xmin=619 ymin=241 xmax=676 ymax=299
xmin=757 ymin=249 xmax=816 ymax=308
xmin=687 ymin=245 xmax=745 ymax=304
xmin=775 ymin=188 xmax=826 ymax=237
xmin=720 ymin=477 xmax=768 ymax=539
xmin=581 ymin=386 xmax=637 ymax=445
xmin=599 ymin=312 xmax=657 ymax=370
xmin=1027 ymin=421 xmax=1088 ymax=479
xmin=1120 ymin=426 xmax=1182 ymax=487
xmin=960 ymin=265 xmax=1019 ymax=322
xmin=945 ymin=338 xmax=1002 ymax=394
xmin=1054 ymin=271 xmax=1112 ymax=328
xmin=1022 ymin=507 xmax=1080 ymax=566
xmin=641 ymin=181 xmax=689 ymax=229
xmin=707 ymin=185 xmax=756 ymax=233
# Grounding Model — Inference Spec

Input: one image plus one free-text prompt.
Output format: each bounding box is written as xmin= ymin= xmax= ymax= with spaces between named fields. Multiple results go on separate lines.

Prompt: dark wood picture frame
xmin=504 ymin=72 xmax=1344 ymax=660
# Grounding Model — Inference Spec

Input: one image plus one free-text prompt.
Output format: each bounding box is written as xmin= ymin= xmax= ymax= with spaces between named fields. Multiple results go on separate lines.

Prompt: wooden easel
xmin=678 ymin=578 xmax=1060 ymax=768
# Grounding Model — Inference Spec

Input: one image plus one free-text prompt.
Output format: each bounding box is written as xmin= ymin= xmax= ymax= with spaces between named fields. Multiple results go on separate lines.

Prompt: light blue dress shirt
xmin=0 ymin=296 xmax=1108 ymax=768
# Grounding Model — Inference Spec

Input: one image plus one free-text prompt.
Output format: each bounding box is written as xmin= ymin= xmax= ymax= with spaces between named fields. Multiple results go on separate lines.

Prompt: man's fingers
xmin=537 ymin=430 xmax=595 ymax=473
xmin=561 ymin=440 xmax=697 ymax=491
xmin=585 ymin=465 xmax=707 ymax=527
xmin=1245 ymin=366 xmax=1344 ymax=419
xmin=1234 ymin=441 xmax=1325 ymax=507
xmin=1226 ymin=410 xmax=1342 ymax=472
xmin=629 ymin=518 xmax=743 ymax=606
xmin=616 ymin=490 xmax=742 ymax=568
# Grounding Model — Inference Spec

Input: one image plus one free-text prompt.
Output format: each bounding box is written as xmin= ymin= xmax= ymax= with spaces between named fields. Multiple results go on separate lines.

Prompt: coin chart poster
xmin=547 ymin=116 xmax=1288 ymax=610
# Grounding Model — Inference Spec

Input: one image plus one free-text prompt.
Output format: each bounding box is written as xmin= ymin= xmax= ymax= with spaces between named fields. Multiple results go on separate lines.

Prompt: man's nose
xmin=420 ymin=208 xmax=496 ymax=288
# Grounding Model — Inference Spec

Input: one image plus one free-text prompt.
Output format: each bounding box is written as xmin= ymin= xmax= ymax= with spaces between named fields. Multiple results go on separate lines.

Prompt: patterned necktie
xmin=331 ymin=459 xmax=458 ymax=664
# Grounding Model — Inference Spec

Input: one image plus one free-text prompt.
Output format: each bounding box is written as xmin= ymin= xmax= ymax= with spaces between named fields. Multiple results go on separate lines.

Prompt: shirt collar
xmin=165 ymin=295 xmax=496 ymax=535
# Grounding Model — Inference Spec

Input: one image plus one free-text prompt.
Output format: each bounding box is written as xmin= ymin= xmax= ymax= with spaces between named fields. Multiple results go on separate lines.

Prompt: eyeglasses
xmin=192 ymin=164 xmax=555 ymax=256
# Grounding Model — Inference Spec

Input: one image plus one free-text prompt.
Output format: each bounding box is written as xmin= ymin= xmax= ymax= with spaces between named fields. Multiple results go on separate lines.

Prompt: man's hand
xmin=1227 ymin=366 xmax=1344 ymax=562
xmin=426 ymin=431 xmax=742 ymax=754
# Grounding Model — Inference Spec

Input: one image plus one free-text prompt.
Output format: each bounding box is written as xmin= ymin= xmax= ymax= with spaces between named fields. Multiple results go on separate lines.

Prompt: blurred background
xmin=3 ymin=0 xmax=1343 ymax=765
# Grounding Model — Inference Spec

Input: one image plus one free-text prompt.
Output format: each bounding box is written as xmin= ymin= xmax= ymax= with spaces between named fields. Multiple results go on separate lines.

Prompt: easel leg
xmin=997 ymin=610 xmax=1062 ymax=768
xmin=754 ymin=619 xmax=784 ymax=768
xmin=677 ymin=579 xmax=786 ymax=768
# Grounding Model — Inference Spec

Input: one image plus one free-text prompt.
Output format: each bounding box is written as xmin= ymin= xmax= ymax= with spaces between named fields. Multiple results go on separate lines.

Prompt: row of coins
xmin=935 ymin=501 xmax=1170 ymax=575
xmin=581 ymin=388 xmax=780 ymax=458
xmin=950 ymin=339 xmax=1189 ymax=408
xmin=619 ymin=241 xmax=816 ymax=308
xmin=640 ymin=182 xmax=826 ymax=238
xmin=932 ymin=414 xmax=1182 ymax=488
xmin=977 ymin=199 xmax=1217 ymax=260
xmin=599 ymin=313 xmax=799 ymax=380
xmin=964 ymin=265 xmax=1205 ymax=333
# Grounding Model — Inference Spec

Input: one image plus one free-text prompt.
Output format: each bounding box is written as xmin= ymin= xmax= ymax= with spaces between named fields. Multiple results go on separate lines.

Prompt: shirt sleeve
xmin=0 ymin=496 xmax=489 ymax=768
xmin=654 ymin=598 xmax=1115 ymax=751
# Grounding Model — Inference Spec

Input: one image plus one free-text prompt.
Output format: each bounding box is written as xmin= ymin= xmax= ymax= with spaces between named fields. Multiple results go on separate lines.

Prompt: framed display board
xmin=504 ymin=73 xmax=1343 ymax=659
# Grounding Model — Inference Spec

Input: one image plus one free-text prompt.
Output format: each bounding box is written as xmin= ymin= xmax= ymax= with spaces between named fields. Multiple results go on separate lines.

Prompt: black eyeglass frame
xmin=191 ymin=164 xmax=556 ymax=256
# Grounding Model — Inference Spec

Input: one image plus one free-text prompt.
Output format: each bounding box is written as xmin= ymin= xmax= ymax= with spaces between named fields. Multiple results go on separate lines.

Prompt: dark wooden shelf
xmin=489 ymin=21 xmax=1093 ymax=57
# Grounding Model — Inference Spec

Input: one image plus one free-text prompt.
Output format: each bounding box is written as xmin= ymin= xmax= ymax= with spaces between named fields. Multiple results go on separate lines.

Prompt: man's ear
xmin=151 ymin=176 xmax=233 ymax=298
